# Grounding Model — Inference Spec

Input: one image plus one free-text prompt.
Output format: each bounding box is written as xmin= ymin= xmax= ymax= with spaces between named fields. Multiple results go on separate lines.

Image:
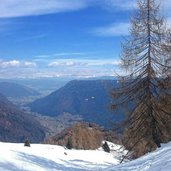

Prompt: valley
xmin=0 ymin=78 xmax=123 ymax=142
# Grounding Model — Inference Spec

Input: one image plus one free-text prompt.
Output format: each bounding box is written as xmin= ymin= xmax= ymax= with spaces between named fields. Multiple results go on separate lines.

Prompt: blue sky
xmin=0 ymin=0 xmax=171 ymax=79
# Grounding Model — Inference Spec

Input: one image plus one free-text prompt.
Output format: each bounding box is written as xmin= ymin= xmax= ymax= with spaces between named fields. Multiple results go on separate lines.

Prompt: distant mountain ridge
xmin=0 ymin=82 xmax=40 ymax=98
xmin=28 ymin=79 xmax=124 ymax=128
xmin=0 ymin=93 xmax=45 ymax=143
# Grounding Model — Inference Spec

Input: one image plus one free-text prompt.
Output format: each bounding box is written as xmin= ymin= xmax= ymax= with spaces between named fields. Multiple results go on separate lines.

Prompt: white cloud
xmin=103 ymin=0 xmax=171 ymax=13
xmin=92 ymin=0 xmax=171 ymax=37
xmin=111 ymin=59 xmax=121 ymax=66
xmin=48 ymin=58 xmax=121 ymax=67
xmin=48 ymin=61 xmax=72 ymax=67
xmin=34 ymin=55 xmax=50 ymax=59
xmin=24 ymin=61 xmax=37 ymax=67
xmin=92 ymin=22 xmax=130 ymax=37
xmin=0 ymin=0 xmax=138 ymax=19
xmin=33 ymin=52 xmax=87 ymax=63
xmin=0 ymin=60 xmax=37 ymax=68
xmin=0 ymin=0 xmax=139 ymax=19
xmin=53 ymin=52 xmax=86 ymax=57
xmin=103 ymin=0 xmax=136 ymax=10
xmin=0 ymin=60 xmax=20 ymax=68
xmin=84 ymin=59 xmax=121 ymax=66
xmin=0 ymin=0 xmax=89 ymax=18
xmin=48 ymin=60 xmax=87 ymax=67
xmin=0 ymin=58 xmax=121 ymax=79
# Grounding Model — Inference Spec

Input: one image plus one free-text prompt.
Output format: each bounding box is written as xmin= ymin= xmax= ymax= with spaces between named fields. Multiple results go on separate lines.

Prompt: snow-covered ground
xmin=106 ymin=142 xmax=171 ymax=171
xmin=0 ymin=141 xmax=171 ymax=171
xmin=0 ymin=141 xmax=125 ymax=171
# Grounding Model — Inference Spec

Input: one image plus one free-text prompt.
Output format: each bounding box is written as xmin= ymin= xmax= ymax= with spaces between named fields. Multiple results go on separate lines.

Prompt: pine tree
xmin=112 ymin=0 xmax=171 ymax=158
xmin=24 ymin=138 xmax=31 ymax=147
xmin=66 ymin=138 xmax=73 ymax=149
xmin=102 ymin=141 xmax=110 ymax=153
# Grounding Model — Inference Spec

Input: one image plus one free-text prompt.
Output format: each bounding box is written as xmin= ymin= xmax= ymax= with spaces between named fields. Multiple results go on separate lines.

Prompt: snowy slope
xmin=106 ymin=142 xmax=171 ymax=171
xmin=0 ymin=141 xmax=171 ymax=171
xmin=0 ymin=142 xmax=123 ymax=171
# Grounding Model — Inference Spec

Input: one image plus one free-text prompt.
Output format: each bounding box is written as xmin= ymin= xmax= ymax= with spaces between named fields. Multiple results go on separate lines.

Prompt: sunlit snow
xmin=0 ymin=141 xmax=171 ymax=171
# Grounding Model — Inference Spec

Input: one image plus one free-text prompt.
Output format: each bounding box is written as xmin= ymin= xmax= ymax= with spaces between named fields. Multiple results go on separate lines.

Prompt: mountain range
xmin=0 ymin=82 xmax=40 ymax=98
xmin=0 ymin=93 xmax=45 ymax=143
xmin=28 ymin=79 xmax=124 ymax=128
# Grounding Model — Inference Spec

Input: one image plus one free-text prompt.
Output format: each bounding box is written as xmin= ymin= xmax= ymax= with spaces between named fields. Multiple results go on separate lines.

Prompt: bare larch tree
xmin=112 ymin=0 xmax=171 ymax=158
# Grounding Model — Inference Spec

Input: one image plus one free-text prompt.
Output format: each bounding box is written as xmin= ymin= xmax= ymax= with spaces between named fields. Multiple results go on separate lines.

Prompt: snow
xmin=0 ymin=142 xmax=123 ymax=171
xmin=0 ymin=141 xmax=171 ymax=171
xmin=106 ymin=142 xmax=171 ymax=171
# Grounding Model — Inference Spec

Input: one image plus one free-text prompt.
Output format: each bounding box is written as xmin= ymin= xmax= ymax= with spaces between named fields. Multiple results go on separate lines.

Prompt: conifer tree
xmin=66 ymin=138 xmax=73 ymax=149
xmin=112 ymin=0 xmax=171 ymax=158
xmin=102 ymin=141 xmax=110 ymax=153
xmin=24 ymin=138 xmax=31 ymax=147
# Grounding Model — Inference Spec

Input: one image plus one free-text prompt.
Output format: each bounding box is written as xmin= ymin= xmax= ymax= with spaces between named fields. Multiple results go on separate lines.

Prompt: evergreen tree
xmin=102 ymin=141 xmax=110 ymax=153
xmin=24 ymin=138 xmax=31 ymax=147
xmin=66 ymin=138 xmax=73 ymax=149
xmin=112 ymin=0 xmax=171 ymax=158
